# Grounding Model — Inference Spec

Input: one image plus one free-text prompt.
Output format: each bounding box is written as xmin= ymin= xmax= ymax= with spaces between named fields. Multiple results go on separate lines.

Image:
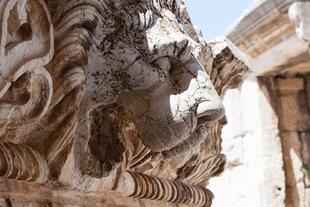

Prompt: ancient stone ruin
xmin=209 ymin=0 xmax=310 ymax=206
xmin=0 ymin=0 xmax=249 ymax=206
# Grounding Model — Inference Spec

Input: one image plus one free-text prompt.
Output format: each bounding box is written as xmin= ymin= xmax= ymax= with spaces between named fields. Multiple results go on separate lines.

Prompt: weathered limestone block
xmin=277 ymin=78 xmax=310 ymax=132
xmin=307 ymin=77 xmax=310 ymax=110
xmin=209 ymin=77 xmax=286 ymax=207
xmin=277 ymin=78 xmax=304 ymax=95
xmin=278 ymin=94 xmax=310 ymax=131
xmin=300 ymin=131 xmax=310 ymax=187
xmin=0 ymin=0 xmax=249 ymax=206
xmin=281 ymin=132 xmax=307 ymax=207
xmin=307 ymin=189 xmax=310 ymax=207
xmin=306 ymin=189 xmax=310 ymax=207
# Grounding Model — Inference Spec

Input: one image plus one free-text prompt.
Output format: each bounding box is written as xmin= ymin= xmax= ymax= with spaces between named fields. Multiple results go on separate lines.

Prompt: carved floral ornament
xmin=0 ymin=0 xmax=249 ymax=206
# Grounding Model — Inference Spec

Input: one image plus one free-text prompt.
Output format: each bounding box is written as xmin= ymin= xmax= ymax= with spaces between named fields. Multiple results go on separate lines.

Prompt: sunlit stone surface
xmin=209 ymin=1 xmax=310 ymax=207
xmin=0 ymin=0 xmax=249 ymax=206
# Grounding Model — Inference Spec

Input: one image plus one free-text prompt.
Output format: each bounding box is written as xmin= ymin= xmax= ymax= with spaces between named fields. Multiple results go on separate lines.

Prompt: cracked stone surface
xmin=0 ymin=0 xmax=249 ymax=206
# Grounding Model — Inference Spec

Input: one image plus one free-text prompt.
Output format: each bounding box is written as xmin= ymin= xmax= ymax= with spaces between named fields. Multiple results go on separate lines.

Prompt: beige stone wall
xmin=209 ymin=75 xmax=286 ymax=207
xmin=209 ymin=75 xmax=310 ymax=207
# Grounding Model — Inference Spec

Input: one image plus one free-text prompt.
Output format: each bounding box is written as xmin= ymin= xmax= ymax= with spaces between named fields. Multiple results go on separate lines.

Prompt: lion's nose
xmin=189 ymin=58 xmax=224 ymax=125
xmin=196 ymin=100 xmax=224 ymax=126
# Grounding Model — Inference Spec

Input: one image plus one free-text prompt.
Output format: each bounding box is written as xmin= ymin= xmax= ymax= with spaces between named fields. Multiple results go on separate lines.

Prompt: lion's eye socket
xmin=152 ymin=57 xmax=172 ymax=72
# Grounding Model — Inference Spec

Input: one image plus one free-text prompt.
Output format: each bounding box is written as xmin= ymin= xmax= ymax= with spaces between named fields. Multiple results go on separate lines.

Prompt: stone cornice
xmin=226 ymin=0 xmax=310 ymax=76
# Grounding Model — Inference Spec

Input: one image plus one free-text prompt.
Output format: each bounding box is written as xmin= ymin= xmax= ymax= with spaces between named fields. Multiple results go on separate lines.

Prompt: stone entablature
xmin=0 ymin=0 xmax=249 ymax=206
xmin=227 ymin=0 xmax=310 ymax=76
xmin=228 ymin=0 xmax=296 ymax=58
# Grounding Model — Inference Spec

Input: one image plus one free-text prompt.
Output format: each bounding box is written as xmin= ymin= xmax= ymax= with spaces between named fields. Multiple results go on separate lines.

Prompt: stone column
xmin=289 ymin=2 xmax=310 ymax=206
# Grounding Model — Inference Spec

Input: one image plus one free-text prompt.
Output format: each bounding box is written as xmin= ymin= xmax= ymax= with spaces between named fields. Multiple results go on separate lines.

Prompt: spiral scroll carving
xmin=0 ymin=0 xmax=53 ymax=129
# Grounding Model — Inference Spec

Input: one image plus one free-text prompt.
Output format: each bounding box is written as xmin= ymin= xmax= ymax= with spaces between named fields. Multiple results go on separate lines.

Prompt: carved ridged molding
xmin=120 ymin=171 xmax=213 ymax=207
xmin=0 ymin=142 xmax=47 ymax=183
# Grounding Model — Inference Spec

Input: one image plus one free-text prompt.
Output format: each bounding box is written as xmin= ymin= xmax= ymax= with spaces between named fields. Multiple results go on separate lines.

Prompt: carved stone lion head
xmin=66 ymin=0 xmax=225 ymax=176
xmin=0 ymin=0 xmax=224 ymax=178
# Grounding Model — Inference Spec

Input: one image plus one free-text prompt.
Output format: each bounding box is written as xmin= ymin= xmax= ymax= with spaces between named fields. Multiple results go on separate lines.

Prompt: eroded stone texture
xmin=277 ymin=78 xmax=310 ymax=132
xmin=276 ymin=76 xmax=310 ymax=207
xmin=0 ymin=0 xmax=249 ymax=206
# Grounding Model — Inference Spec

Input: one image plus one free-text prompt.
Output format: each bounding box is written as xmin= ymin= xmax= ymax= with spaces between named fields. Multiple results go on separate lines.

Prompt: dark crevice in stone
xmin=81 ymin=105 xmax=126 ymax=178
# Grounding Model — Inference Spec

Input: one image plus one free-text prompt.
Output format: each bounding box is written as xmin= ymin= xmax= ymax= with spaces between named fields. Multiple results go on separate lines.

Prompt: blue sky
xmin=185 ymin=0 xmax=252 ymax=40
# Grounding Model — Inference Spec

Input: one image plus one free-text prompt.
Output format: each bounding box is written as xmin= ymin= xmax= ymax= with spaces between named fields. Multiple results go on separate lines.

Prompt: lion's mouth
xmin=161 ymin=123 xmax=210 ymax=159
xmin=196 ymin=101 xmax=225 ymax=126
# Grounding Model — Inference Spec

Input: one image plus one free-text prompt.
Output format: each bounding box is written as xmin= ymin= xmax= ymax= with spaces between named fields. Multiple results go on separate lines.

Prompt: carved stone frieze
xmin=0 ymin=0 xmax=249 ymax=206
